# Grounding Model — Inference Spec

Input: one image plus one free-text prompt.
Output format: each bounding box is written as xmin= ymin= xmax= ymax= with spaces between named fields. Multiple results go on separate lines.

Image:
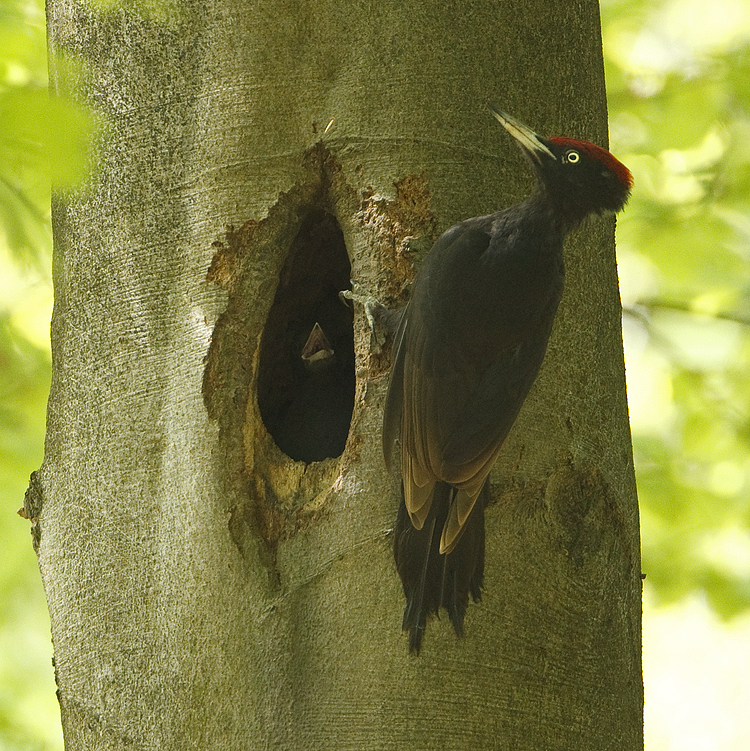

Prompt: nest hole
xmin=257 ymin=209 xmax=355 ymax=463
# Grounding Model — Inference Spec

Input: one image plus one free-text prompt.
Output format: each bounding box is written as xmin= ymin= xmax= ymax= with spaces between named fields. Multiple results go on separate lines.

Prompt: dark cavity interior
xmin=257 ymin=209 xmax=355 ymax=463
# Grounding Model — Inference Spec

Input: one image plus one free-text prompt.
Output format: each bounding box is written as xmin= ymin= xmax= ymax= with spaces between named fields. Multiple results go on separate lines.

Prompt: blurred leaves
xmin=0 ymin=313 xmax=58 ymax=750
xmin=603 ymin=0 xmax=750 ymax=615
xmin=0 ymin=0 xmax=92 ymax=266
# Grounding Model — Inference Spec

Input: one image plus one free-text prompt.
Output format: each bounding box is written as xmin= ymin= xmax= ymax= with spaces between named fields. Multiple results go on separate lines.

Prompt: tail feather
xmin=394 ymin=482 xmax=487 ymax=653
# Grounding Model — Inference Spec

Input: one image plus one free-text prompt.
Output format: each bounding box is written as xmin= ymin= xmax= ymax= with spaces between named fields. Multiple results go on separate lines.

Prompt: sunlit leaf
xmin=605 ymin=0 xmax=750 ymax=620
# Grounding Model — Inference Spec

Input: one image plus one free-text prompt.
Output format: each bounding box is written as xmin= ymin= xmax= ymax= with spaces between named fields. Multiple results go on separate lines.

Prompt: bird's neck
xmin=530 ymin=184 xmax=592 ymax=233
xmin=514 ymin=191 xmax=571 ymax=242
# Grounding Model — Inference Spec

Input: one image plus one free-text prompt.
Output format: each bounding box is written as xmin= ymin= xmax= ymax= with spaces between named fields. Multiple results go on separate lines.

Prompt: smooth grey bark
xmin=31 ymin=0 xmax=643 ymax=748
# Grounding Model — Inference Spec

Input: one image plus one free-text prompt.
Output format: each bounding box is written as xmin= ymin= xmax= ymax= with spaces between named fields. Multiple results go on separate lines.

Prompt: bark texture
xmin=33 ymin=0 xmax=643 ymax=748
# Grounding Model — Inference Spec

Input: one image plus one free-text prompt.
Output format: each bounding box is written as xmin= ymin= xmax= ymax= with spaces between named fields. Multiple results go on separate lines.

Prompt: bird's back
xmin=384 ymin=207 xmax=565 ymax=493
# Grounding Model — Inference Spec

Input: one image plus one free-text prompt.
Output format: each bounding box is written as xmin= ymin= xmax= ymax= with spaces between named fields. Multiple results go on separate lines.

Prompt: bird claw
xmin=340 ymin=281 xmax=393 ymax=353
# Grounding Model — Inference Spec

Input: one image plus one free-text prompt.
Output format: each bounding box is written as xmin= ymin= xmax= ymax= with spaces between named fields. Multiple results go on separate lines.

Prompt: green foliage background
xmin=1 ymin=0 xmax=749 ymax=747
xmin=603 ymin=0 xmax=750 ymax=616
xmin=1 ymin=1 xmax=89 ymax=747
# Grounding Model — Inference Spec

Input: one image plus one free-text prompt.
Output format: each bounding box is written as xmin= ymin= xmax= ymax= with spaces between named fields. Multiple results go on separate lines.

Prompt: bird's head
xmin=487 ymin=104 xmax=633 ymax=226
xmin=300 ymin=321 xmax=335 ymax=372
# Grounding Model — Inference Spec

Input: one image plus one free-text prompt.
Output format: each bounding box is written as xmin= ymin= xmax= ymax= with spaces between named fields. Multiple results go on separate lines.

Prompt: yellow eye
xmin=565 ymin=150 xmax=580 ymax=164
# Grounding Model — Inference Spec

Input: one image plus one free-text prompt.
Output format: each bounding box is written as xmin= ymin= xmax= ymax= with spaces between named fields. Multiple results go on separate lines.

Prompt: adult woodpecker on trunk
xmin=382 ymin=105 xmax=633 ymax=653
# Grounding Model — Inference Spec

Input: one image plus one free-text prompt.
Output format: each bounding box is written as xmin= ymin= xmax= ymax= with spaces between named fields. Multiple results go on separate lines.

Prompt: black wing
xmin=383 ymin=214 xmax=563 ymax=550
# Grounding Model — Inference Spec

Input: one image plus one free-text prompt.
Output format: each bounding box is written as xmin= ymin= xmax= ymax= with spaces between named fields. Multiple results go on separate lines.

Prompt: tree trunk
xmin=31 ymin=0 xmax=642 ymax=748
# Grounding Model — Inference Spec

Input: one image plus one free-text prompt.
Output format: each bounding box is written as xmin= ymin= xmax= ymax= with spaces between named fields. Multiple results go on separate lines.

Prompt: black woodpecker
xmin=382 ymin=106 xmax=633 ymax=653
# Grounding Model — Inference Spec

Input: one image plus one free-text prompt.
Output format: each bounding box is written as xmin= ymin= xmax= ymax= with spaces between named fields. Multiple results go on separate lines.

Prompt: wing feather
xmin=383 ymin=212 xmax=563 ymax=552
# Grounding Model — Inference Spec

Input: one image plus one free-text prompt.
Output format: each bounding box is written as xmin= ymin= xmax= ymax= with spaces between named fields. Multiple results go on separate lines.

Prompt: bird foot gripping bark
xmin=339 ymin=282 xmax=402 ymax=354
